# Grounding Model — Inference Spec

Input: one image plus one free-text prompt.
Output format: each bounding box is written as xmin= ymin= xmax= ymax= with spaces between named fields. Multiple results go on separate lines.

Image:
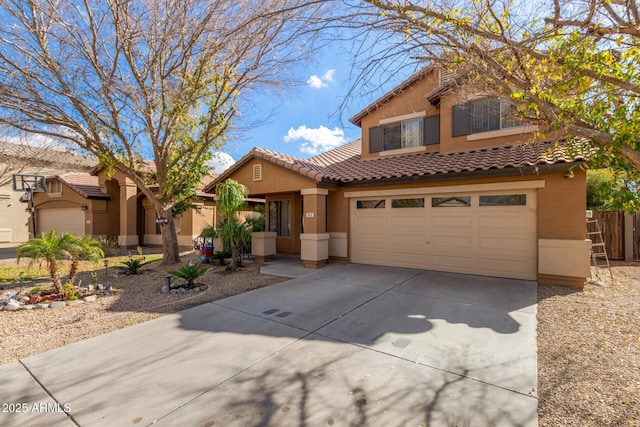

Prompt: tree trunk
xmin=48 ymin=258 xmax=63 ymax=293
xmin=68 ymin=259 xmax=79 ymax=285
xmin=159 ymin=210 xmax=181 ymax=265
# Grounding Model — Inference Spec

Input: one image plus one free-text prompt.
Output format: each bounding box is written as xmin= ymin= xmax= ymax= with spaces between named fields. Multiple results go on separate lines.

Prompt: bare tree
xmin=339 ymin=0 xmax=640 ymax=178
xmin=0 ymin=0 xmax=327 ymax=263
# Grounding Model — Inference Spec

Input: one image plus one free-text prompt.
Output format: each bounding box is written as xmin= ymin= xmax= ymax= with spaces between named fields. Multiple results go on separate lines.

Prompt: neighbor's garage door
xmin=350 ymin=190 xmax=537 ymax=280
xmin=38 ymin=208 xmax=85 ymax=236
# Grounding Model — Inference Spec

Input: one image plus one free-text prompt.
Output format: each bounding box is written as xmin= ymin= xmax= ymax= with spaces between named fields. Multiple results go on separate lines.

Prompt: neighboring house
xmin=0 ymin=141 xmax=95 ymax=243
xmin=206 ymin=67 xmax=592 ymax=287
xmin=32 ymin=170 xmax=218 ymax=249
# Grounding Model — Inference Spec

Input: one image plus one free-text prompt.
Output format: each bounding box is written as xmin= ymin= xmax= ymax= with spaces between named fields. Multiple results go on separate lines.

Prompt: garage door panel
xmin=390 ymin=251 xmax=426 ymax=267
xmin=351 ymin=190 xmax=536 ymax=280
xmin=354 ymin=216 xmax=387 ymax=230
xmin=478 ymin=236 xmax=533 ymax=252
xmin=432 ymin=215 xmax=472 ymax=229
xmin=354 ymin=249 xmax=386 ymax=264
xmin=38 ymin=208 xmax=85 ymax=236
xmin=478 ymin=214 xmax=533 ymax=230
xmin=432 ymin=254 xmax=473 ymax=269
xmin=355 ymin=233 xmax=386 ymax=247
xmin=431 ymin=235 xmax=473 ymax=249
xmin=477 ymin=258 xmax=535 ymax=279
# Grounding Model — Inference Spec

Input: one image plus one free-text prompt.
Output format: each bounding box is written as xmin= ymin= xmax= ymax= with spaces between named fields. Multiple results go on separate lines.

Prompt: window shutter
xmin=369 ymin=126 xmax=383 ymax=153
xmin=452 ymin=104 xmax=472 ymax=137
xmin=423 ymin=115 xmax=440 ymax=146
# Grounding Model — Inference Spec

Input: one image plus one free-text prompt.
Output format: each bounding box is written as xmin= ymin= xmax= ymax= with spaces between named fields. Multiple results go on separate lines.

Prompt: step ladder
xmin=586 ymin=219 xmax=613 ymax=282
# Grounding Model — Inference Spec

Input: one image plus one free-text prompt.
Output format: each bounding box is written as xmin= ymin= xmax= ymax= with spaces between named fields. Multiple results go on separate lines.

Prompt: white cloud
xmin=0 ymin=128 xmax=71 ymax=151
xmin=208 ymin=152 xmax=236 ymax=173
xmin=283 ymin=125 xmax=347 ymax=155
xmin=306 ymin=68 xmax=335 ymax=89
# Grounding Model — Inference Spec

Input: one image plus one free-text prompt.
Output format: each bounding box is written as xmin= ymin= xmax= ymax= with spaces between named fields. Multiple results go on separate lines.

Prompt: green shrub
xmin=122 ymin=257 xmax=145 ymax=274
xmin=169 ymin=262 xmax=208 ymax=286
xmin=97 ymin=237 xmax=119 ymax=257
xmin=27 ymin=285 xmax=52 ymax=296
xmin=62 ymin=282 xmax=79 ymax=301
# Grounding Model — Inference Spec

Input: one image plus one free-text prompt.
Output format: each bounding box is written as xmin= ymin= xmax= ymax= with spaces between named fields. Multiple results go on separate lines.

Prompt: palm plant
xmin=215 ymin=179 xmax=250 ymax=270
xmin=66 ymin=235 xmax=105 ymax=284
xmin=217 ymin=217 xmax=252 ymax=267
xmin=16 ymin=230 xmax=70 ymax=293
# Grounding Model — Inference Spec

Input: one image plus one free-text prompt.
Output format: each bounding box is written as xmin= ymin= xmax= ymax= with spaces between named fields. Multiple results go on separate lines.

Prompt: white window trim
xmin=344 ymin=180 xmax=546 ymax=199
xmin=466 ymin=124 xmax=539 ymax=141
xmin=378 ymin=145 xmax=426 ymax=157
xmin=379 ymin=111 xmax=426 ymax=125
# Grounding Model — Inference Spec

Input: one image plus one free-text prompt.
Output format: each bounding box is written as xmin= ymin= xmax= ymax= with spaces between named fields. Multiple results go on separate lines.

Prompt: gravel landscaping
xmin=0 ymin=253 xmax=286 ymax=366
xmin=537 ymin=262 xmax=640 ymax=426
xmin=1 ymin=254 xmax=639 ymax=425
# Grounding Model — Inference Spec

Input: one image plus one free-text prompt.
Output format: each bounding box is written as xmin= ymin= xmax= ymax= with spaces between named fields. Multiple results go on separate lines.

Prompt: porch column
xmin=300 ymin=188 xmax=329 ymax=268
xmin=118 ymin=177 xmax=139 ymax=248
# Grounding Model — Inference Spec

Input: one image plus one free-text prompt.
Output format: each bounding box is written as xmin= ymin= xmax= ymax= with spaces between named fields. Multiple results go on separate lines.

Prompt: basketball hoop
xmin=13 ymin=173 xmax=47 ymax=238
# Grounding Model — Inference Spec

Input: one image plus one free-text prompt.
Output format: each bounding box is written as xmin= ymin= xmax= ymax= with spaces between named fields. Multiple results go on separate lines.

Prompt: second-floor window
xmin=452 ymin=98 xmax=524 ymax=137
xmin=369 ymin=115 xmax=440 ymax=153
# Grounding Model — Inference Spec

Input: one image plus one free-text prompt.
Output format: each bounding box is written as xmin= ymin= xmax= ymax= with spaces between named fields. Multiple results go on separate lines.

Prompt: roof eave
xmin=339 ymin=160 xmax=585 ymax=187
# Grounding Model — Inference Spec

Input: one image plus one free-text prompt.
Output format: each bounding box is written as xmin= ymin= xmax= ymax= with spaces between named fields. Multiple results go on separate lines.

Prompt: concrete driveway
xmin=2 ymin=263 xmax=537 ymax=426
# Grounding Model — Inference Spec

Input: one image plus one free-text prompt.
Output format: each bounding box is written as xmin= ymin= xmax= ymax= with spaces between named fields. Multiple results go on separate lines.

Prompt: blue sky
xmin=209 ymin=49 xmax=383 ymax=173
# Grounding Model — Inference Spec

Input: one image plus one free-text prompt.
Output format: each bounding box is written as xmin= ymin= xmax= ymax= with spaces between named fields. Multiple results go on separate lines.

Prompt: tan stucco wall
xmin=538 ymin=170 xmax=587 ymax=239
xmin=360 ymin=74 xmax=440 ymax=160
xmin=0 ymin=185 xmax=30 ymax=242
xmin=226 ymin=159 xmax=317 ymax=196
xmin=357 ymin=70 xmax=558 ymax=158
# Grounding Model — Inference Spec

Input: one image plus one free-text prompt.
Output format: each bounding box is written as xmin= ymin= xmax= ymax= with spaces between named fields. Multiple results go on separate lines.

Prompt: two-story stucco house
xmin=206 ymin=67 xmax=592 ymax=287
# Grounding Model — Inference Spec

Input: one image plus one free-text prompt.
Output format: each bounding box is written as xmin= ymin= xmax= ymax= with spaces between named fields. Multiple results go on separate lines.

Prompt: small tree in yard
xmin=0 ymin=0 xmax=327 ymax=265
xmin=16 ymin=231 xmax=103 ymax=293
xmin=66 ymin=235 xmax=105 ymax=285
xmin=215 ymin=179 xmax=251 ymax=270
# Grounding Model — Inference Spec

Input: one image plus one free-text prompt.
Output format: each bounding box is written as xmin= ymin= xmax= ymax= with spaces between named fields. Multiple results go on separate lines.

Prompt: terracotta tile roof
xmin=315 ymin=140 xmax=592 ymax=183
xmin=208 ymin=139 xmax=592 ymax=190
xmin=57 ymin=172 xmax=110 ymax=199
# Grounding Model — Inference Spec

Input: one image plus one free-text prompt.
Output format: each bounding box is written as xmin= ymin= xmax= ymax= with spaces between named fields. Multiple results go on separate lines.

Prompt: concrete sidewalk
xmin=1 ymin=264 xmax=538 ymax=426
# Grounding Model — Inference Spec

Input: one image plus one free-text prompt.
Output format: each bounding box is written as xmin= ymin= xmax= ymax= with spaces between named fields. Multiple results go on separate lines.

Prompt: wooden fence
xmin=591 ymin=211 xmax=640 ymax=261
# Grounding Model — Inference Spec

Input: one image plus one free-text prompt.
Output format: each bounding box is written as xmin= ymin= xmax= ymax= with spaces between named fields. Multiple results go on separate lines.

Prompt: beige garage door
xmin=38 ymin=208 xmax=85 ymax=236
xmin=351 ymin=190 xmax=537 ymax=280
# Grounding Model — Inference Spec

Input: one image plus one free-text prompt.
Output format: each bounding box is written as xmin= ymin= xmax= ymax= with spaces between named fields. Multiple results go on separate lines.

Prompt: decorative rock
xmin=84 ymin=295 xmax=97 ymax=302
xmin=19 ymin=296 xmax=30 ymax=304
xmin=49 ymin=301 xmax=66 ymax=309
xmin=36 ymin=303 xmax=50 ymax=309
xmin=177 ymin=287 xmax=186 ymax=294
xmin=97 ymin=284 xmax=105 ymax=291
xmin=87 ymin=284 xmax=95 ymax=291
xmin=3 ymin=300 xmax=20 ymax=311
xmin=66 ymin=299 xmax=85 ymax=305
xmin=22 ymin=304 xmax=35 ymax=310
xmin=105 ymin=283 xmax=112 ymax=291
xmin=199 ymin=285 xmax=208 ymax=292
xmin=161 ymin=285 xmax=170 ymax=294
